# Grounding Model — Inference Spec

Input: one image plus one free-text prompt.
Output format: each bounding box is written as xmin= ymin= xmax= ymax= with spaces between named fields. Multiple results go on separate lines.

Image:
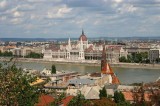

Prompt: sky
xmin=0 ymin=0 xmax=160 ymax=38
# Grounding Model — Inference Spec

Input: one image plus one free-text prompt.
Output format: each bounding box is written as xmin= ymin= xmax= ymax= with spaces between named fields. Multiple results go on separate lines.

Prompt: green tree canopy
xmin=0 ymin=51 xmax=13 ymax=57
xmin=0 ymin=61 xmax=41 ymax=106
xmin=68 ymin=92 xmax=90 ymax=106
xmin=99 ymin=87 xmax=107 ymax=99
xmin=119 ymin=52 xmax=149 ymax=63
xmin=114 ymin=91 xmax=125 ymax=103
xmin=119 ymin=56 xmax=127 ymax=62
xmin=25 ymin=52 xmax=43 ymax=58
xmin=51 ymin=64 xmax=56 ymax=74
xmin=49 ymin=92 xmax=66 ymax=106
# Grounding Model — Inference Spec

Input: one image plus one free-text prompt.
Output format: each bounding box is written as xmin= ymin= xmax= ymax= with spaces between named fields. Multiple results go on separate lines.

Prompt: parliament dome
xmin=79 ymin=30 xmax=87 ymax=41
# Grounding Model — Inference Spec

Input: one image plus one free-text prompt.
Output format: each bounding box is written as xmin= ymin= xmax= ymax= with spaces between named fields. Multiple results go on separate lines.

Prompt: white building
xmin=43 ymin=30 xmax=97 ymax=61
xmin=43 ymin=30 xmax=128 ymax=62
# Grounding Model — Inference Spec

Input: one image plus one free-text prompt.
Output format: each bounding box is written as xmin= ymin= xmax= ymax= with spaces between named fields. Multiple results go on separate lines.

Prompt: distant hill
xmin=0 ymin=36 xmax=160 ymax=42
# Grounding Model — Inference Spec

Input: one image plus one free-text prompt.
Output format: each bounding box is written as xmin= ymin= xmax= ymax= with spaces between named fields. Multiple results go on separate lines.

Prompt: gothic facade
xmin=43 ymin=30 xmax=128 ymax=62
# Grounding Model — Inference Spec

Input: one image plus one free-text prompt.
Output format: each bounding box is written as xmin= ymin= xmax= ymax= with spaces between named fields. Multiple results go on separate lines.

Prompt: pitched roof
xmin=68 ymin=78 xmax=95 ymax=86
xmin=36 ymin=95 xmax=55 ymax=106
xmin=80 ymin=85 xmax=101 ymax=99
xmin=62 ymin=96 xmax=74 ymax=106
xmin=36 ymin=95 xmax=74 ymax=106
xmin=122 ymin=91 xmax=152 ymax=102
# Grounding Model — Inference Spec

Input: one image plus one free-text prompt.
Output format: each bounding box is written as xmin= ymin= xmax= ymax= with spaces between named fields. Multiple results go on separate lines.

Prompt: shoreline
xmin=0 ymin=57 xmax=160 ymax=70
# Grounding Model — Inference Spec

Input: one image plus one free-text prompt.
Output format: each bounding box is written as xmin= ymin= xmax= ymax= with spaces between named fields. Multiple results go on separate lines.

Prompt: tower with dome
xmin=43 ymin=29 xmax=128 ymax=62
xmin=78 ymin=29 xmax=88 ymax=50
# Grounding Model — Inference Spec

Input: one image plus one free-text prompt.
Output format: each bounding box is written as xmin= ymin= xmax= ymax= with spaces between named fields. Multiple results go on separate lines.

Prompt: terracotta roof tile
xmin=62 ymin=96 xmax=74 ymax=106
xmin=122 ymin=91 xmax=152 ymax=102
xmin=36 ymin=95 xmax=55 ymax=106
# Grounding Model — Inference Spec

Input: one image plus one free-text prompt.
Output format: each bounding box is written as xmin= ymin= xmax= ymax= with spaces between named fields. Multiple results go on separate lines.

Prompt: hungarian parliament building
xmin=43 ymin=30 xmax=128 ymax=62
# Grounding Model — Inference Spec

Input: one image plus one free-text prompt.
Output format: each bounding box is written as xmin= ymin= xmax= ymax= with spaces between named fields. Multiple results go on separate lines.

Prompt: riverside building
xmin=43 ymin=30 xmax=127 ymax=62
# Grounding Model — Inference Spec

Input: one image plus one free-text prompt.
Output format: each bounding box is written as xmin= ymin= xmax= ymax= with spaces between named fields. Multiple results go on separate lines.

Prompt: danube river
xmin=7 ymin=61 xmax=160 ymax=84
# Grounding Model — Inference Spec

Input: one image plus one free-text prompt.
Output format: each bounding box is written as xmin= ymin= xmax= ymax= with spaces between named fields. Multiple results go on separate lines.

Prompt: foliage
xmin=126 ymin=55 xmax=132 ymax=63
xmin=0 ymin=50 xmax=13 ymax=57
xmin=92 ymin=98 xmax=116 ymax=106
xmin=99 ymin=87 xmax=107 ymax=99
xmin=155 ymin=58 xmax=160 ymax=63
xmin=130 ymin=82 xmax=142 ymax=86
xmin=131 ymin=52 xmax=148 ymax=63
xmin=119 ymin=56 xmax=127 ymax=62
xmin=117 ymin=101 xmax=131 ymax=106
xmin=68 ymin=92 xmax=91 ymax=106
xmin=150 ymin=89 xmax=160 ymax=106
xmin=51 ymin=64 xmax=56 ymax=74
xmin=0 ymin=61 xmax=41 ymax=106
xmin=49 ymin=92 xmax=66 ymax=106
xmin=25 ymin=52 xmax=43 ymax=58
xmin=114 ymin=91 xmax=131 ymax=106
xmin=114 ymin=91 xmax=125 ymax=103
xmin=119 ymin=52 xmax=149 ymax=63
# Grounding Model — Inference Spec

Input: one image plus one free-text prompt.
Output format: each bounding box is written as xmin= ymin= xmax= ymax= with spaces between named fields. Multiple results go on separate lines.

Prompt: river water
xmin=4 ymin=61 xmax=160 ymax=84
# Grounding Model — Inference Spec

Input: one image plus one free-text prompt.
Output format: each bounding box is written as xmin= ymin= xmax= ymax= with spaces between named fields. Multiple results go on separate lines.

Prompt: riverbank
xmin=0 ymin=57 xmax=160 ymax=69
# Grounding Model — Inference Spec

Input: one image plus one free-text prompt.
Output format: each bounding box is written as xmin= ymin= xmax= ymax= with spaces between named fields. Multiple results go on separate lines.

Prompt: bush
xmin=0 ymin=61 xmax=41 ymax=106
xmin=51 ymin=64 xmax=56 ymax=74
xmin=99 ymin=87 xmax=107 ymax=99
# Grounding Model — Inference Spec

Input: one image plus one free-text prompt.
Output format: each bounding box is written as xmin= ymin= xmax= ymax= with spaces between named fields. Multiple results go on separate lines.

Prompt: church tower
xmin=79 ymin=37 xmax=84 ymax=60
xmin=101 ymin=44 xmax=107 ymax=73
xmin=67 ymin=37 xmax=71 ymax=59
xmin=68 ymin=37 xmax=71 ymax=51
xmin=101 ymin=44 xmax=120 ymax=84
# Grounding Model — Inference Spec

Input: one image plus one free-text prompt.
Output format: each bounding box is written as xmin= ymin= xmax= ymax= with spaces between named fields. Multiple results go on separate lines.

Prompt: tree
xmin=0 ymin=50 xmax=2 ymax=56
xmin=150 ymin=89 xmax=160 ymax=106
xmin=131 ymin=52 xmax=148 ymax=63
xmin=51 ymin=64 xmax=56 ymax=74
xmin=119 ymin=56 xmax=127 ymax=62
xmin=116 ymin=101 xmax=131 ymax=106
xmin=126 ymin=55 xmax=132 ymax=63
xmin=68 ymin=92 xmax=91 ymax=106
xmin=0 ymin=61 xmax=41 ymax=106
xmin=114 ymin=91 xmax=125 ymax=103
xmin=0 ymin=51 xmax=13 ymax=57
xmin=25 ymin=52 xmax=43 ymax=58
xmin=133 ymin=83 xmax=150 ymax=106
xmin=92 ymin=98 xmax=116 ymax=106
xmin=99 ymin=87 xmax=107 ymax=99
xmin=156 ymin=58 xmax=160 ymax=63
xmin=49 ymin=92 xmax=66 ymax=106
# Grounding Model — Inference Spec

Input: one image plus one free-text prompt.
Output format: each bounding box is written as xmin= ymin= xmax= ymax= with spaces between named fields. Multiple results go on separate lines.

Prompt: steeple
xmin=68 ymin=37 xmax=71 ymax=50
xmin=101 ymin=44 xmax=107 ymax=72
xmin=82 ymin=29 xmax=84 ymax=35
xmin=80 ymin=37 xmax=84 ymax=51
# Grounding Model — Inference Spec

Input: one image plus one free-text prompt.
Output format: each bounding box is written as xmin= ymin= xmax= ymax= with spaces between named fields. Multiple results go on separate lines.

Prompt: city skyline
xmin=0 ymin=0 xmax=160 ymax=38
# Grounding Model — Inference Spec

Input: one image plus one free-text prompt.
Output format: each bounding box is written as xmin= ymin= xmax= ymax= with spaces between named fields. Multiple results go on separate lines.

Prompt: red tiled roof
xmin=36 ymin=95 xmax=74 ymax=106
xmin=36 ymin=95 xmax=55 ymax=106
xmin=112 ymin=75 xmax=120 ymax=84
xmin=62 ymin=96 xmax=74 ymax=106
xmin=122 ymin=91 xmax=134 ymax=101
xmin=122 ymin=91 xmax=152 ymax=102
xmin=107 ymin=46 xmax=122 ymax=51
xmin=101 ymin=63 xmax=120 ymax=84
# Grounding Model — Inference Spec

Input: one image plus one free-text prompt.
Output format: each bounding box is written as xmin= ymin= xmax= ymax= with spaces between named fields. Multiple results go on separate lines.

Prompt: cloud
xmin=0 ymin=0 xmax=160 ymax=38
xmin=13 ymin=11 xmax=23 ymax=17
xmin=10 ymin=18 xmax=23 ymax=24
xmin=0 ymin=0 xmax=7 ymax=8
xmin=117 ymin=4 xmax=137 ymax=14
xmin=114 ymin=0 xmax=123 ymax=3
xmin=47 ymin=5 xmax=72 ymax=19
